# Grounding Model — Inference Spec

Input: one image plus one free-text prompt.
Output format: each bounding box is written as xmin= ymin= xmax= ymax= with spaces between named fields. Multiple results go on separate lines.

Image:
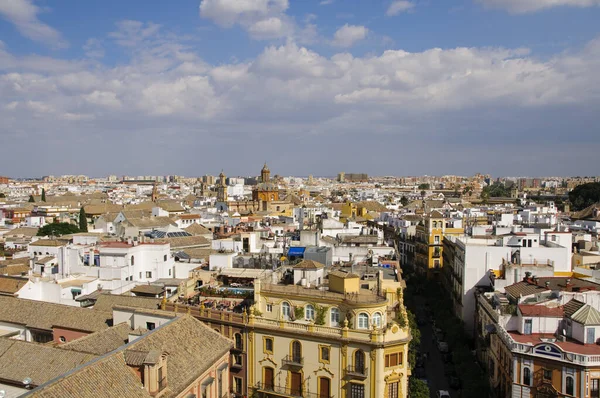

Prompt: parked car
xmin=437 ymin=390 xmax=451 ymax=398
xmin=437 ymin=341 xmax=449 ymax=353
xmin=449 ymin=376 xmax=461 ymax=389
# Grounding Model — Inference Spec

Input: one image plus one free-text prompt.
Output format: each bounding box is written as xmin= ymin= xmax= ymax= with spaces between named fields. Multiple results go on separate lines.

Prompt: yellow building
xmin=249 ymin=264 xmax=410 ymax=398
xmin=415 ymin=210 xmax=463 ymax=276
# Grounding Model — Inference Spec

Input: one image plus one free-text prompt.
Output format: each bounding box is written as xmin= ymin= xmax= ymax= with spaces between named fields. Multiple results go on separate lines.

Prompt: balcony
xmin=254 ymin=383 xmax=329 ymax=398
xmin=345 ymin=365 xmax=368 ymax=380
xmin=433 ymin=250 xmax=441 ymax=258
xmin=282 ymin=355 xmax=304 ymax=368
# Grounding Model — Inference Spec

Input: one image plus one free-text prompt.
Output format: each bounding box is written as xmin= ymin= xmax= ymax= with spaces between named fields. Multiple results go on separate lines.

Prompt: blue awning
xmin=287 ymin=247 xmax=306 ymax=256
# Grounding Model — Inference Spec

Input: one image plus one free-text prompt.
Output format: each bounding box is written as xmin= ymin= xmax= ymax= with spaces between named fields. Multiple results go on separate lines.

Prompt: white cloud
xmin=319 ymin=0 xmax=335 ymax=5
xmin=199 ymin=0 xmax=289 ymax=26
xmin=0 ymin=0 xmax=67 ymax=47
xmin=332 ymin=24 xmax=369 ymax=48
xmin=476 ymin=0 xmax=600 ymax=13
xmin=83 ymin=38 xmax=104 ymax=59
xmin=83 ymin=90 xmax=121 ymax=109
xmin=386 ymin=1 xmax=415 ymax=16
xmin=248 ymin=17 xmax=291 ymax=39
xmin=109 ymin=20 xmax=162 ymax=47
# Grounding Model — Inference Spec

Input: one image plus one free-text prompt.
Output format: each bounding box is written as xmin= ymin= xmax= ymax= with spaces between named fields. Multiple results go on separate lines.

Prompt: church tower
xmin=261 ymin=163 xmax=270 ymax=183
xmin=151 ymin=182 xmax=158 ymax=202
xmin=217 ymin=171 xmax=228 ymax=202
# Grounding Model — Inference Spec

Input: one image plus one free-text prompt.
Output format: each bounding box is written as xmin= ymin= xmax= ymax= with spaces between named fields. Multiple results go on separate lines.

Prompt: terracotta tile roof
xmin=509 ymin=331 xmax=600 ymax=355
xmin=293 ymin=259 xmax=325 ymax=269
xmin=0 ymin=257 xmax=29 ymax=267
xmin=26 ymin=315 xmax=233 ymax=398
xmin=83 ymin=203 xmax=123 ymax=215
xmin=184 ymin=223 xmax=212 ymax=236
xmin=357 ymin=200 xmax=388 ymax=212
xmin=125 ymin=217 xmax=175 ymax=229
xmin=0 ymin=339 xmax=96 ymax=387
xmin=92 ymin=294 xmax=161 ymax=312
xmin=505 ymin=281 xmax=549 ymax=299
xmin=59 ymin=323 xmax=131 ymax=355
xmin=0 ymin=275 xmax=28 ymax=295
xmin=157 ymin=201 xmax=185 ymax=213
xmin=4 ymin=227 xmax=39 ymax=237
xmin=130 ymin=285 xmax=164 ymax=296
xmin=0 ymin=296 xmax=111 ymax=332
xmin=518 ymin=304 xmax=564 ymax=317
xmin=29 ymin=239 xmax=69 ymax=247
xmin=0 ymin=264 xmax=30 ymax=276
xmin=160 ymin=235 xmax=210 ymax=249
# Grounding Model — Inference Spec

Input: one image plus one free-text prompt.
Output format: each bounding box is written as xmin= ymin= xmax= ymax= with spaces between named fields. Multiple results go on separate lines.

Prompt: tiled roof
xmin=571 ymin=305 xmax=600 ymax=326
xmin=92 ymin=294 xmax=161 ymax=312
xmin=504 ymin=281 xmax=548 ymax=299
xmin=83 ymin=203 xmax=123 ymax=215
xmin=157 ymin=201 xmax=185 ymax=212
xmin=0 ymin=296 xmax=111 ymax=332
xmin=0 ymin=275 xmax=28 ymax=295
xmin=160 ymin=235 xmax=210 ymax=249
xmin=0 ymin=264 xmax=30 ymax=276
xmin=59 ymin=323 xmax=131 ymax=355
xmin=357 ymin=201 xmax=388 ymax=212
xmin=29 ymin=239 xmax=69 ymax=247
xmin=130 ymin=285 xmax=164 ymax=295
xmin=564 ymin=299 xmax=586 ymax=318
xmin=184 ymin=223 xmax=212 ymax=236
xmin=4 ymin=227 xmax=39 ymax=237
xmin=125 ymin=217 xmax=175 ymax=229
xmin=518 ymin=304 xmax=564 ymax=317
xmin=25 ymin=315 xmax=233 ymax=398
xmin=293 ymin=259 xmax=325 ymax=269
xmin=0 ymin=339 xmax=96 ymax=386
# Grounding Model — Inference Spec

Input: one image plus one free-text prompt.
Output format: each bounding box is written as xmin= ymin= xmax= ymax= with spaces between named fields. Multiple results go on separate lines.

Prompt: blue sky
xmin=0 ymin=0 xmax=599 ymax=178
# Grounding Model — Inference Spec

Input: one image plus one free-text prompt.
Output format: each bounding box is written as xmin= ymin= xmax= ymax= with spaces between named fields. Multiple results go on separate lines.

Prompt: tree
xmin=481 ymin=182 xmax=510 ymax=198
xmin=41 ymin=188 xmax=46 ymax=202
xmin=568 ymin=182 xmax=600 ymax=211
xmin=0 ymin=193 xmax=5 ymax=198
xmin=408 ymin=377 xmax=430 ymax=398
xmin=400 ymin=196 xmax=409 ymax=206
xmin=37 ymin=222 xmax=80 ymax=237
xmin=79 ymin=207 xmax=88 ymax=232
xmin=28 ymin=195 xmax=35 ymax=202
xmin=420 ymin=190 xmax=426 ymax=198
xmin=417 ymin=183 xmax=430 ymax=190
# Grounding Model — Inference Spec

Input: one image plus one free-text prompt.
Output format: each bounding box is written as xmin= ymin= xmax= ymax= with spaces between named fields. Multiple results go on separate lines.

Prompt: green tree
xmin=408 ymin=377 xmax=430 ymax=398
xmin=28 ymin=195 xmax=35 ymax=202
xmin=417 ymin=183 xmax=430 ymax=190
xmin=0 ymin=193 xmax=5 ymax=198
xmin=79 ymin=207 xmax=88 ymax=232
xmin=568 ymin=182 xmax=600 ymax=211
xmin=481 ymin=182 xmax=510 ymax=198
xmin=37 ymin=222 xmax=80 ymax=237
xmin=406 ymin=310 xmax=421 ymax=369
xmin=41 ymin=188 xmax=46 ymax=202
xmin=400 ymin=196 xmax=409 ymax=206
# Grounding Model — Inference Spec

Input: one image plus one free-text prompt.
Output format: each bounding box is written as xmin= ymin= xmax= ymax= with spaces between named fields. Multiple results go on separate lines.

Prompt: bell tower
xmin=217 ymin=171 xmax=228 ymax=202
xmin=261 ymin=163 xmax=270 ymax=183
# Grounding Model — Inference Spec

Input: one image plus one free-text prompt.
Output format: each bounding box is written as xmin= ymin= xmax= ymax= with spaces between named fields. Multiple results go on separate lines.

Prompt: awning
xmin=287 ymin=247 xmax=306 ymax=256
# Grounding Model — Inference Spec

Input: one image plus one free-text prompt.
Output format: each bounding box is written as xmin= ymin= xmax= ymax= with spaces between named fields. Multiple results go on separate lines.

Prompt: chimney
xmin=545 ymin=281 xmax=550 ymax=289
xmin=566 ymin=278 xmax=571 ymax=286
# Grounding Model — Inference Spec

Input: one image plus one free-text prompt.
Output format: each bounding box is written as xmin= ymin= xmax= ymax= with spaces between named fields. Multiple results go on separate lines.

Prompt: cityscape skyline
xmin=1 ymin=0 xmax=599 ymax=177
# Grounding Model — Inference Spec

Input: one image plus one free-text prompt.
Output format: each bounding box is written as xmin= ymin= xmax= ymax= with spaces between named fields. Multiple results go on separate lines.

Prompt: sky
xmin=0 ymin=0 xmax=599 ymax=178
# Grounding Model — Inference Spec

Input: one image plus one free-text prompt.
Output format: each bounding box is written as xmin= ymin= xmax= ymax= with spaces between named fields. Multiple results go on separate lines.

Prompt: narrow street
xmin=414 ymin=296 xmax=452 ymax=398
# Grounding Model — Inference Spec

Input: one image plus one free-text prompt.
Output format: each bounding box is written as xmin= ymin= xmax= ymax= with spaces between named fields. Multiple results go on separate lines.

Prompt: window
xmin=354 ymin=350 xmax=365 ymax=373
xmin=146 ymin=322 xmax=156 ymax=330
xmin=265 ymin=337 xmax=274 ymax=353
xmin=432 ymin=221 xmax=437 ymax=228
xmin=266 ymin=303 xmax=273 ymax=312
xmin=349 ymin=383 xmax=365 ymax=398
xmin=373 ymin=312 xmax=382 ymax=328
xmin=566 ymin=376 xmax=574 ymax=396
xmin=330 ymin=308 xmax=340 ymax=327
xmin=146 ymin=271 xmax=152 ymax=278
xmin=543 ymin=369 xmax=552 ymax=381
xmin=234 ymin=354 xmax=242 ymax=365
xmin=282 ymin=302 xmax=291 ymax=320
xmin=131 ymin=255 xmax=135 ymax=265
xmin=524 ymin=319 xmax=532 ymax=335
xmin=306 ymin=304 xmax=315 ymax=321
xmin=385 ymin=352 xmax=402 ymax=367
xmin=434 ymin=235 xmax=440 ymax=244
xmin=164 ymin=254 xmax=168 ymax=262
xmin=588 ymin=328 xmax=597 ymax=344
xmin=523 ymin=367 xmax=531 ymax=386
xmin=320 ymin=346 xmax=330 ymax=363
xmin=388 ymin=382 xmax=399 ymax=398
xmin=233 ymin=377 xmax=242 ymax=394
xmin=169 ymin=268 xmax=171 ymax=276
xmin=234 ymin=333 xmax=243 ymax=350
xmin=59 ymin=336 xmax=66 ymax=343
xmin=292 ymin=341 xmax=302 ymax=362
xmin=357 ymin=313 xmax=369 ymax=329
xmin=592 ymin=379 xmax=599 ymax=398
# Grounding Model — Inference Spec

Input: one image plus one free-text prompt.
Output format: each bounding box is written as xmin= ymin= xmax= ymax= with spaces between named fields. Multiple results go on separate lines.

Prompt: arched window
xmin=330 ymin=308 xmax=340 ymax=327
xmin=234 ymin=333 xmax=243 ymax=350
xmin=566 ymin=376 xmax=574 ymax=395
xmin=433 ymin=221 xmax=438 ymax=228
xmin=373 ymin=312 xmax=382 ymax=328
xmin=358 ymin=313 xmax=369 ymax=329
xmin=131 ymin=255 xmax=135 ymax=266
xmin=306 ymin=305 xmax=315 ymax=321
xmin=354 ymin=350 xmax=365 ymax=373
xmin=291 ymin=341 xmax=302 ymax=362
xmin=282 ymin=302 xmax=291 ymax=320
xmin=523 ymin=367 xmax=531 ymax=386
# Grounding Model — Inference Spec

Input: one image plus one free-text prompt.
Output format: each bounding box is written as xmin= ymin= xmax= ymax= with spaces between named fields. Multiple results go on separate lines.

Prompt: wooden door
xmin=291 ymin=372 xmax=302 ymax=396
xmin=319 ymin=377 xmax=330 ymax=398
xmin=264 ymin=367 xmax=274 ymax=389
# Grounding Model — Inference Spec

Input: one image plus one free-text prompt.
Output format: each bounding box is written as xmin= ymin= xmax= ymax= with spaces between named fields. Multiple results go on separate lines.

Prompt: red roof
xmin=518 ymin=304 xmax=564 ymax=317
xmin=509 ymin=332 xmax=600 ymax=355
